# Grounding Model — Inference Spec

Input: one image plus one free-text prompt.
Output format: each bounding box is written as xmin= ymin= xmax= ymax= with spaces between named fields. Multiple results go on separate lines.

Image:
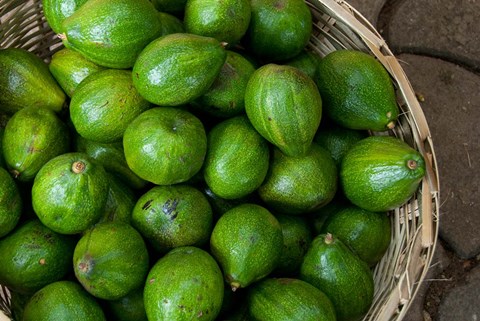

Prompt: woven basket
xmin=0 ymin=0 xmax=440 ymax=320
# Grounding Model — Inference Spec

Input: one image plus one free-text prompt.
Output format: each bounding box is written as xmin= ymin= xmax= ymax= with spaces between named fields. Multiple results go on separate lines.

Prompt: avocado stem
xmin=387 ymin=121 xmax=396 ymax=130
xmin=10 ymin=169 xmax=20 ymax=179
xmin=230 ymin=282 xmax=240 ymax=292
xmin=325 ymin=233 xmax=334 ymax=244
xmin=407 ymin=160 xmax=418 ymax=170
xmin=72 ymin=161 xmax=86 ymax=174
xmin=57 ymin=33 xmax=66 ymax=41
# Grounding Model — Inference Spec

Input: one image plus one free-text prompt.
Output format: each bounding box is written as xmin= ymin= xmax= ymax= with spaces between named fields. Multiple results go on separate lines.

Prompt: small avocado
xmin=42 ymin=0 xmax=89 ymax=33
xmin=247 ymin=278 xmax=336 ymax=321
xmin=31 ymin=152 xmax=109 ymax=234
xmin=0 ymin=167 xmax=22 ymax=238
xmin=184 ymin=0 xmax=251 ymax=45
xmin=49 ymin=48 xmax=105 ymax=97
xmin=0 ymin=48 xmax=66 ymax=114
xmin=316 ymin=49 xmax=399 ymax=131
xmin=285 ymin=50 xmax=322 ymax=80
xmin=23 ymin=281 xmax=106 ymax=321
xmin=210 ymin=203 xmax=283 ymax=290
xmin=340 ymin=136 xmax=426 ymax=212
xmin=132 ymin=33 xmax=227 ymax=106
xmin=73 ymin=221 xmax=149 ymax=300
xmin=104 ymin=287 xmax=147 ymax=321
xmin=2 ymin=106 xmax=70 ymax=181
xmin=150 ymin=0 xmax=187 ymax=15
xmin=70 ymin=69 xmax=151 ymax=144
xmin=203 ymin=115 xmax=270 ymax=200
xmin=0 ymin=220 xmax=75 ymax=294
xmin=300 ymin=233 xmax=374 ymax=321
xmin=158 ymin=11 xmax=185 ymax=36
xmin=258 ymin=144 xmax=337 ymax=215
xmin=131 ymin=184 xmax=213 ymax=253
xmin=61 ymin=0 xmax=162 ymax=68
xmin=144 ymin=246 xmax=224 ymax=321
xmin=245 ymin=64 xmax=322 ymax=157
xmin=99 ymin=173 xmax=137 ymax=224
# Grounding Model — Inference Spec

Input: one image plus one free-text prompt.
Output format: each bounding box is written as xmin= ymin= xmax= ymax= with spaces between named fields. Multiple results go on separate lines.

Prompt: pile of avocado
xmin=0 ymin=0 xmax=427 ymax=320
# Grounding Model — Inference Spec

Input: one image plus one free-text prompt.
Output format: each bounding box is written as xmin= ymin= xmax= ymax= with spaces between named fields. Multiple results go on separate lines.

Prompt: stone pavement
xmin=346 ymin=0 xmax=480 ymax=320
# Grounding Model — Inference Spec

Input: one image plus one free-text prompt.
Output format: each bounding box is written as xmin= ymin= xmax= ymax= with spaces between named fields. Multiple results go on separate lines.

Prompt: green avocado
xmin=245 ymin=64 xmax=322 ymax=157
xmin=285 ymin=50 xmax=322 ymax=80
xmin=105 ymin=287 xmax=147 ymax=321
xmin=321 ymin=205 xmax=391 ymax=266
xmin=0 ymin=48 xmax=66 ymax=114
xmin=2 ymin=106 xmax=70 ymax=181
xmin=258 ymin=144 xmax=337 ymax=215
xmin=192 ymin=50 xmax=256 ymax=118
xmin=31 ymin=152 xmax=109 ymax=234
xmin=247 ymin=278 xmax=336 ymax=321
xmin=244 ymin=0 xmax=312 ymax=61
xmin=132 ymin=184 xmax=213 ymax=253
xmin=42 ymin=0 xmax=89 ymax=33
xmin=203 ymin=115 xmax=270 ymax=200
xmin=48 ymin=48 xmax=105 ymax=97
xmin=300 ymin=233 xmax=374 ymax=321
xmin=210 ymin=203 xmax=283 ymax=290
xmin=70 ymin=69 xmax=151 ymax=143
xmin=73 ymin=221 xmax=149 ymax=300
xmin=0 ymin=167 xmax=22 ymax=238
xmin=184 ymin=0 xmax=251 ymax=45
xmin=100 ymin=173 xmax=137 ymax=224
xmin=150 ymin=0 xmax=187 ymax=15
xmin=0 ymin=220 xmax=75 ymax=294
xmin=340 ymin=136 xmax=426 ymax=212
xmin=144 ymin=246 xmax=224 ymax=321
xmin=316 ymin=49 xmax=399 ymax=131
xmin=74 ymin=135 xmax=147 ymax=189
xmin=132 ymin=33 xmax=227 ymax=106
xmin=158 ymin=11 xmax=185 ymax=36
xmin=61 ymin=0 xmax=162 ymax=68
xmin=23 ymin=281 xmax=106 ymax=321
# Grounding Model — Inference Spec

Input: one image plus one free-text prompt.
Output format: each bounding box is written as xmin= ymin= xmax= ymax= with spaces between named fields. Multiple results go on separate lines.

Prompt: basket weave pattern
xmin=0 ymin=0 xmax=440 ymax=320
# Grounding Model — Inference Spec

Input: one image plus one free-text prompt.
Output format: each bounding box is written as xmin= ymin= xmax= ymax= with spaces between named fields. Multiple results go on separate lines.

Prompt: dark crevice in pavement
xmin=377 ymin=0 xmax=405 ymax=40
xmin=390 ymin=46 xmax=480 ymax=75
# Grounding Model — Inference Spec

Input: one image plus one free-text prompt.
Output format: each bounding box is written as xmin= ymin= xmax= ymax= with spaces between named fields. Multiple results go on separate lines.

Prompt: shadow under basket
xmin=0 ymin=0 xmax=440 ymax=320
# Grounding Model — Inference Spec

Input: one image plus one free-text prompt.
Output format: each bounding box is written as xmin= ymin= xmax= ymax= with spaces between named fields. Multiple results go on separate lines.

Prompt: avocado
xmin=247 ymin=278 xmax=336 ymax=321
xmin=203 ymin=115 xmax=270 ymax=199
xmin=315 ymin=49 xmax=399 ymax=131
xmin=0 ymin=167 xmax=22 ymax=238
xmin=23 ymin=281 xmax=106 ymax=321
xmin=70 ymin=69 xmax=151 ymax=144
xmin=74 ymin=135 xmax=147 ymax=190
xmin=158 ymin=11 xmax=185 ymax=36
xmin=210 ymin=203 xmax=283 ymax=290
xmin=144 ymin=246 xmax=224 ymax=321
xmin=73 ymin=221 xmax=149 ymax=300
xmin=340 ymin=136 xmax=426 ymax=212
xmin=258 ymin=144 xmax=337 ymax=215
xmin=244 ymin=0 xmax=312 ymax=61
xmin=132 ymin=33 xmax=227 ymax=106
xmin=2 ymin=106 xmax=70 ymax=181
xmin=285 ymin=50 xmax=321 ymax=80
xmin=245 ymin=64 xmax=322 ymax=157
xmin=31 ymin=152 xmax=109 ymax=234
xmin=104 ymin=287 xmax=147 ymax=321
xmin=184 ymin=0 xmax=251 ymax=45
xmin=192 ymin=50 xmax=256 ymax=118
xmin=42 ymin=0 xmax=89 ymax=33
xmin=300 ymin=233 xmax=374 ymax=321
xmin=314 ymin=122 xmax=368 ymax=166
xmin=48 ymin=48 xmax=105 ymax=97
xmin=273 ymin=215 xmax=313 ymax=276
xmin=0 ymin=48 xmax=66 ymax=114
xmin=100 ymin=173 xmax=137 ymax=224
xmin=131 ymin=184 xmax=213 ymax=253
xmin=123 ymin=107 xmax=207 ymax=185
xmin=150 ymin=0 xmax=187 ymax=15
xmin=321 ymin=205 xmax=391 ymax=267
xmin=61 ymin=0 xmax=162 ymax=68
xmin=0 ymin=220 xmax=75 ymax=294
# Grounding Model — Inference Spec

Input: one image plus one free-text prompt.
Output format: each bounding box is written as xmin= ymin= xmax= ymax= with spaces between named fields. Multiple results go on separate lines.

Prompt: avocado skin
xmin=61 ymin=0 xmax=162 ymax=68
xmin=23 ymin=281 xmax=106 ymax=321
xmin=0 ymin=167 xmax=22 ymax=238
xmin=0 ymin=220 xmax=75 ymax=294
xmin=144 ymin=246 xmax=224 ymax=321
xmin=42 ymin=0 xmax=89 ymax=33
xmin=0 ymin=48 xmax=66 ymax=115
